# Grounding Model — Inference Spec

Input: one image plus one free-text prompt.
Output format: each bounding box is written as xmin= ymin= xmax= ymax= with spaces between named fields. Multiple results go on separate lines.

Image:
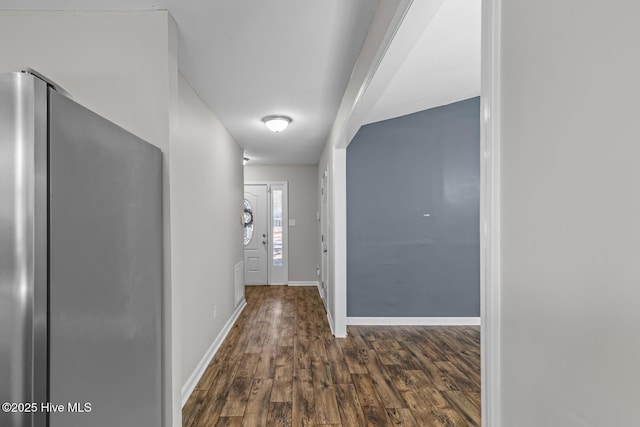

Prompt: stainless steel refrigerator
xmin=0 ymin=71 xmax=163 ymax=427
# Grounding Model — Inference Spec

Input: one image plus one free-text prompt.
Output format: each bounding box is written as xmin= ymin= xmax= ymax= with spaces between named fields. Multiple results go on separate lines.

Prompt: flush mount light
xmin=262 ymin=115 xmax=291 ymax=133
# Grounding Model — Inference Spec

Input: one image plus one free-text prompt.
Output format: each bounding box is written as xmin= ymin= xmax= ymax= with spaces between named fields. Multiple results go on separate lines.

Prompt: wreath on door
xmin=243 ymin=200 xmax=255 ymax=246
xmin=243 ymin=206 xmax=254 ymax=227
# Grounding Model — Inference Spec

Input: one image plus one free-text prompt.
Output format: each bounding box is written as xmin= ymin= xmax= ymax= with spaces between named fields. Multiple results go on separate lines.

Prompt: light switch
xmin=289 ymin=219 xmax=296 ymax=226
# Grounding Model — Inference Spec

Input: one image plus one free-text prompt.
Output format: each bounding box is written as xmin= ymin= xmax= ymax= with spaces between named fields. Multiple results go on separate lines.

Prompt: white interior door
xmin=320 ymin=170 xmax=328 ymax=305
xmin=244 ymin=184 xmax=268 ymax=285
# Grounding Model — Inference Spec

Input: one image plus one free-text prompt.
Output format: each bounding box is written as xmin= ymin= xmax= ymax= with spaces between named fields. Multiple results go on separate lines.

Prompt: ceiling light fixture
xmin=262 ymin=115 xmax=291 ymax=133
xmin=243 ymin=157 xmax=249 ymax=165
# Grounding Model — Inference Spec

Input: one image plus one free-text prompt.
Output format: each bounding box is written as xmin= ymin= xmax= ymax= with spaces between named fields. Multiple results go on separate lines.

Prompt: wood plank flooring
xmin=183 ymin=286 xmax=481 ymax=427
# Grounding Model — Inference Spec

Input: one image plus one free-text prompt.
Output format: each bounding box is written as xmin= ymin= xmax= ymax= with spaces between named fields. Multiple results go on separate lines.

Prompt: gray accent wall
xmin=346 ymin=97 xmax=480 ymax=317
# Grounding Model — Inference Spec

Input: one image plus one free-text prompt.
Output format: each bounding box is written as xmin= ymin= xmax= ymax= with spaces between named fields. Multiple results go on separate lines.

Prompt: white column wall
xmin=500 ymin=1 xmax=640 ymax=425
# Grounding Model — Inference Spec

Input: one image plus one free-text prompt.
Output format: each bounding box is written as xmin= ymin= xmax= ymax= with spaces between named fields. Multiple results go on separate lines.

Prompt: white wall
xmin=0 ymin=10 xmax=180 ymax=425
xmin=174 ymin=74 xmax=244 ymax=391
xmin=0 ymin=11 xmax=172 ymax=150
xmin=500 ymin=1 xmax=640 ymax=425
xmin=244 ymin=165 xmax=319 ymax=282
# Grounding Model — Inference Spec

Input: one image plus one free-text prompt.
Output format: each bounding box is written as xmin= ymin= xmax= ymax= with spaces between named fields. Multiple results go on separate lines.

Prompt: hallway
xmin=183 ymin=286 xmax=480 ymax=426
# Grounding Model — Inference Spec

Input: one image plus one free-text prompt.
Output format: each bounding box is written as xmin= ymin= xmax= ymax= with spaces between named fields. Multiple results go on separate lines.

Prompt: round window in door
xmin=243 ymin=199 xmax=254 ymax=245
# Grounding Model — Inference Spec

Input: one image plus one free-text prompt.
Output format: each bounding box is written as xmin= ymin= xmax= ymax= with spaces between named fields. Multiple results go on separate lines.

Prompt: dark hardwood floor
xmin=183 ymin=286 xmax=480 ymax=427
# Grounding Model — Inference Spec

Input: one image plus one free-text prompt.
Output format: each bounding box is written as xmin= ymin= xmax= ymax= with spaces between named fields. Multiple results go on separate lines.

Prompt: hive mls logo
xmin=68 ymin=402 xmax=92 ymax=413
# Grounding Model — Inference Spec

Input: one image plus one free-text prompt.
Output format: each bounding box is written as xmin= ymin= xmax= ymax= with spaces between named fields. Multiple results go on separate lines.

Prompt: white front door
xmin=244 ymin=184 xmax=268 ymax=285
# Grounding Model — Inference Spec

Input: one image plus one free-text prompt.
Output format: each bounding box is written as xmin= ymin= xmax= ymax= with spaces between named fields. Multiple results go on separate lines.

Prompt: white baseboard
xmin=327 ymin=309 xmax=336 ymax=335
xmin=346 ymin=317 xmax=481 ymax=326
xmin=288 ymin=281 xmax=319 ymax=287
xmin=181 ymin=299 xmax=247 ymax=407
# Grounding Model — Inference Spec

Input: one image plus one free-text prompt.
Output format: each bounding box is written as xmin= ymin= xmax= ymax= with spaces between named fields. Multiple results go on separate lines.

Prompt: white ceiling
xmin=365 ymin=0 xmax=481 ymax=124
xmin=0 ymin=0 xmax=481 ymax=165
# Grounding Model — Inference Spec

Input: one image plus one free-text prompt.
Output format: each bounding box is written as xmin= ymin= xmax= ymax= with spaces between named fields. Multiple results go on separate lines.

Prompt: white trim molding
xmin=181 ymin=299 xmax=247 ymax=407
xmin=481 ymin=0 xmax=502 ymax=426
xmin=332 ymin=148 xmax=348 ymax=337
xmin=347 ymin=317 xmax=481 ymax=326
xmin=287 ymin=281 xmax=319 ymax=287
xmin=326 ymin=309 xmax=336 ymax=336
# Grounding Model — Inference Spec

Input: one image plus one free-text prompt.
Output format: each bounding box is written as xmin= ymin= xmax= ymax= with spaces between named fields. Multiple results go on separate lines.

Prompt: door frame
xmin=245 ymin=181 xmax=289 ymax=285
xmin=480 ymin=0 xmax=502 ymax=425
xmin=319 ymin=169 xmax=329 ymax=307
